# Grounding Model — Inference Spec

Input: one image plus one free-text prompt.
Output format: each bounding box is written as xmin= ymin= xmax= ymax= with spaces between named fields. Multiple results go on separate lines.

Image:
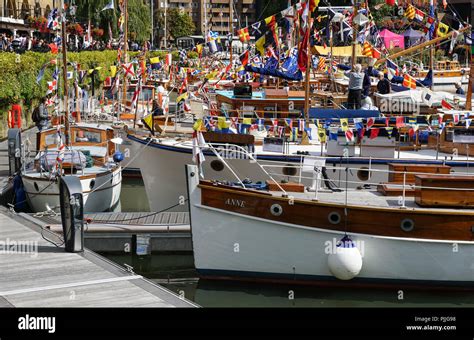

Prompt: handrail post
xmin=401 ymin=171 xmax=407 ymax=209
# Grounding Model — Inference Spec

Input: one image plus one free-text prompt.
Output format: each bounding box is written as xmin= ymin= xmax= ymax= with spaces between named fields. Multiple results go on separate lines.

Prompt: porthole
xmin=357 ymin=167 xmax=370 ymax=181
xmin=400 ymin=218 xmax=415 ymax=232
xmin=34 ymin=182 xmax=39 ymax=192
xmin=270 ymin=204 xmax=283 ymax=216
xmin=210 ymin=160 xmax=225 ymax=172
xmin=89 ymin=179 xmax=96 ymax=190
xmin=328 ymin=212 xmax=341 ymax=225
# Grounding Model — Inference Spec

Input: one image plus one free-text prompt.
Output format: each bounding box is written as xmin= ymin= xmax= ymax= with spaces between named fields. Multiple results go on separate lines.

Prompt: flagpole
xmin=466 ymin=50 xmax=473 ymax=110
xmin=61 ymin=0 xmax=70 ymax=146
xmin=229 ymin=0 xmax=233 ymax=63
xmin=122 ymin=0 xmax=129 ymax=112
xmin=351 ymin=4 xmax=358 ymax=69
xmin=303 ymin=0 xmax=312 ymax=126
xmin=429 ymin=0 xmax=434 ymax=90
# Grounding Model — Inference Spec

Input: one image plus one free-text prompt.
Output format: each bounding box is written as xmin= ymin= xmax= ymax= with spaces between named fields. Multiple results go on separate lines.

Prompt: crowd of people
xmin=0 ymin=32 xmax=148 ymax=53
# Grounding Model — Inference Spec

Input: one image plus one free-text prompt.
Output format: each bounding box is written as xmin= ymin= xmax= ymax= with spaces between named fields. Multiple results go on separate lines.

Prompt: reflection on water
xmin=102 ymin=253 xmax=474 ymax=308
xmin=119 ymin=176 xmax=150 ymax=212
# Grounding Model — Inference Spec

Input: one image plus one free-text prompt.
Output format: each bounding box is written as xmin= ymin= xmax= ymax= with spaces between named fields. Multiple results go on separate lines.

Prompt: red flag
xmin=385 ymin=0 xmax=396 ymax=6
xmin=239 ymin=50 xmax=249 ymax=67
xmin=237 ymin=28 xmax=251 ymax=43
xmin=396 ymin=116 xmax=405 ymax=128
xmin=297 ymin=28 xmax=310 ymax=72
xmin=402 ymin=74 xmax=417 ymax=89
xmin=369 ymin=128 xmax=380 ymax=139
xmin=408 ymin=128 xmax=415 ymax=139
xmin=441 ymin=99 xmax=453 ymax=110
xmin=345 ymin=129 xmax=354 ymax=142
xmin=366 ymin=117 xmax=375 ymax=129
xmin=48 ymin=43 xmax=58 ymax=54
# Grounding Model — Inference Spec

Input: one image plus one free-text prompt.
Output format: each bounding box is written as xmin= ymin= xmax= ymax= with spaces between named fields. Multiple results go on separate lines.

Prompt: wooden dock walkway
xmin=24 ymin=211 xmax=192 ymax=252
xmin=0 ymin=207 xmax=198 ymax=307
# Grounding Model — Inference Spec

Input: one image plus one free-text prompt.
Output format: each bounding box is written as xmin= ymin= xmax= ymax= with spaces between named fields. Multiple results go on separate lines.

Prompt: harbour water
xmin=103 ymin=178 xmax=474 ymax=308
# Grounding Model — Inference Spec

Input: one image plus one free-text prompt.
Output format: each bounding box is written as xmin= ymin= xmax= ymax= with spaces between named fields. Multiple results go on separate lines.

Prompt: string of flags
xmin=190 ymin=112 xmax=473 ymax=143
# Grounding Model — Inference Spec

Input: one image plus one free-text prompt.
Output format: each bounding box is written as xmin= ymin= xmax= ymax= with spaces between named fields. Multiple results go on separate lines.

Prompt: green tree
xmin=74 ymin=0 xmax=117 ymax=41
xmin=155 ymin=8 xmax=195 ymax=40
xmin=128 ymin=0 xmax=152 ymax=43
xmin=75 ymin=0 xmax=150 ymax=43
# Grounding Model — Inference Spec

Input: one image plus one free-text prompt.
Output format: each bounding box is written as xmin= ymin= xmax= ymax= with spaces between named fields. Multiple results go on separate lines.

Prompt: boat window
xmin=400 ymin=218 xmax=415 ymax=232
xmin=357 ymin=167 xmax=370 ymax=181
xmin=453 ymin=128 xmax=474 ymax=144
xmin=74 ymin=131 xmax=101 ymax=143
xmin=45 ymin=133 xmax=62 ymax=146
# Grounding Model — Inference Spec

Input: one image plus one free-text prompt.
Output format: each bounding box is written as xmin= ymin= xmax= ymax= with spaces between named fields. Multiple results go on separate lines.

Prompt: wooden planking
xmin=30 ymin=212 xmax=190 ymax=227
xmin=0 ymin=209 xmax=196 ymax=307
xmin=388 ymin=163 xmax=451 ymax=183
xmin=415 ymin=175 xmax=474 ymax=208
xmin=199 ymin=181 xmax=474 ymax=242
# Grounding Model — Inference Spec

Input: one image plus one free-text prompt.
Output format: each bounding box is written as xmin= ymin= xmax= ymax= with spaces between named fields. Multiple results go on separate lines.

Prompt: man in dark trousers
xmin=377 ymin=73 xmax=391 ymax=95
xmin=345 ymin=64 xmax=364 ymax=109
xmin=33 ymin=97 xmax=50 ymax=131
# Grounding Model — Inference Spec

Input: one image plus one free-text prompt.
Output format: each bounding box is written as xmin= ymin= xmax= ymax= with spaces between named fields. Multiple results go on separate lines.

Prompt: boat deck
xmin=267 ymin=187 xmax=474 ymax=214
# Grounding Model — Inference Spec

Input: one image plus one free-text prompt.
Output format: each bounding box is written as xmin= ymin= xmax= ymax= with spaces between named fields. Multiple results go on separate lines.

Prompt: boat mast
xmin=429 ymin=0 xmax=434 ymax=90
xmin=122 ymin=0 xmax=129 ymax=110
xmin=351 ymin=5 xmax=357 ymax=69
xmin=61 ymin=0 xmax=70 ymax=146
xmin=229 ymin=0 xmax=233 ymax=63
xmin=466 ymin=51 xmax=473 ymax=110
xmin=303 ymin=0 xmax=312 ymax=125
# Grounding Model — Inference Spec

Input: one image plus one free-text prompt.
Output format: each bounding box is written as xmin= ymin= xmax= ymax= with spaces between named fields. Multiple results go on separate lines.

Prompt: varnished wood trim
xmin=198 ymin=182 xmax=474 ymax=241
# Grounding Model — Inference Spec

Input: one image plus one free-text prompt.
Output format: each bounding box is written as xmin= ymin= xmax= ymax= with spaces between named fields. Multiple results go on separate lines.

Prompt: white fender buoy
xmin=327 ymin=235 xmax=363 ymax=280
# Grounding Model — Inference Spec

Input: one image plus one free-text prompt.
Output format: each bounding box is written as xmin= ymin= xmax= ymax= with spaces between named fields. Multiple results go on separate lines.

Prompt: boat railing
xmin=203 ymin=142 xmax=289 ymax=196
xmin=193 ymin=142 xmax=474 ymax=207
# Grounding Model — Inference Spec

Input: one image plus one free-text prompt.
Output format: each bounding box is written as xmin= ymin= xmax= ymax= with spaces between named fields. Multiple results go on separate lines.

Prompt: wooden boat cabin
xmin=36 ymin=124 xmax=116 ymax=169
xmin=434 ymin=125 xmax=474 ymax=156
xmin=102 ymin=84 xmax=156 ymax=120
xmin=216 ymin=87 xmax=306 ymax=120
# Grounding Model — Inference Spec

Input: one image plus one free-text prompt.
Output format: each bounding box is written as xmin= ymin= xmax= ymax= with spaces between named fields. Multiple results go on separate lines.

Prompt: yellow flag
xmin=218 ymin=117 xmax=229 ymax=130
xmin=150 ymin=57 xmax=160 ymax=64
xmin=243 ymin=118 xmax=252 ymax=125
xmin=437 ymin=22 xmax=449 ymax=37
xmin=205 ymin=71 xmax=219 ymax=80
xmin=255 ymin=35 xmax=265 ymax=56
xmin=110 ymin=65 xmax=117 ymax=77
xmin=176 ymin=92 xmax=188 ymax=103
xmin=88 ymin=67 xmax=102 ymax=75
xmin=142 ymin=114 xmax=154 ymax=133
xmin=340 ymin=118 xmax=349 ymax=132
xmin=317 ymin=126 xmax=327 ymax=143
xmin=193 ymin=119 xmax=203 ymax=131
xmin=196 ymin=44 xmax=203 ymax=55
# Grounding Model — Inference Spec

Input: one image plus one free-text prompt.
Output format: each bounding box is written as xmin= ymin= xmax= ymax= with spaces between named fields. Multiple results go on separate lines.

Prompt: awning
xmin=313 ymin=45 xmax=365 ymax=57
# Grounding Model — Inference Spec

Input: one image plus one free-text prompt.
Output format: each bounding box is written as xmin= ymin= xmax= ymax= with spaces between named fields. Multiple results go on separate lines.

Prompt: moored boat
xmin=185 ymin=160 xmax=474 ymax=288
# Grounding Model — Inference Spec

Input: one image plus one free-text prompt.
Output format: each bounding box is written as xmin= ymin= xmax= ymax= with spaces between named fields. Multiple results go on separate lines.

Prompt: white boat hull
xmin=22 ymin=167 xmax=122 ymax=213
xmin=186 ymin=165 xmax=474 ymax=287
xmin=128 ymin=135 xmax=474 ymax=213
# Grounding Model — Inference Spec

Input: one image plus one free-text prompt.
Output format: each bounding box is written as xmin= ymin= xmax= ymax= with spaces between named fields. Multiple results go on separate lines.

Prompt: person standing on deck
xmin=346 ymin=64 xmax=364 ymax=109
xmin=377 ymin=73 xmax=391 ymax=95
xmin=455 ymin=82 xmax=465 ymax=95
xmin=34 ymin=98 xmax=50 ymax=131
